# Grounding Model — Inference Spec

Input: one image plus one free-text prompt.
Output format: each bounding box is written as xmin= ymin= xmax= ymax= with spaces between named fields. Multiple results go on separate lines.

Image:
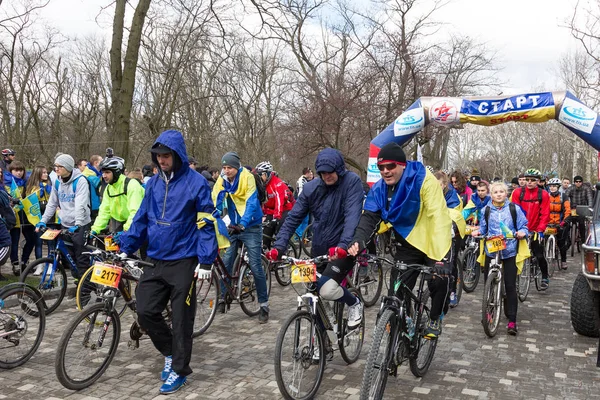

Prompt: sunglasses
xmin=525 ymin=178 xmax=538 ymax=182
xmin=377 ymin=163 xmax=399 ymax=172
xmin=575 ymin=180 xmax=583 ymax=183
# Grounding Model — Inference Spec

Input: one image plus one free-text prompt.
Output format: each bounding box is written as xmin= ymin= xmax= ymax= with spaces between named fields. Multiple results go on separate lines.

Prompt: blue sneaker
xmin=161 ymin=356 xmax=172 ymax=381
xmin=159 ymin=371 xmax=187 ymax=394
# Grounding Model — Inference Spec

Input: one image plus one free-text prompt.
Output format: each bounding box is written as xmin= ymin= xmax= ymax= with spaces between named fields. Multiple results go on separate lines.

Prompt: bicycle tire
xmin=55 ymin=302 xmax=120 ymax=390
xmin=355 ymin=259 xmax=383 ymax=307
xmin=20 ymin=257 xmax=66 ymax=316
xmin=274 ymin=241 xmax=298 ymax=286
xmin=533 ymin=258 xmax=543 ymax=291
xmin=461 ymin=247 xmax=480 ymax=293
xmin=571 ymin=223 xmax=576 ymax=257
xmin=454 ymin=261 xmax=464 ymax=307
xmin=481 ymin=270 xmax=502 ymax=338
xmin=193 ymin=269 xmax=220 ymax=337
xmin=274 ymin=310 xmax=326 ymax=400
xmin=76 ymin=266 xmax=130 ymax=318
xmin=518 ymin=259 xmax=531 ymax=302
xmin=359 ymin=308 xmax=395 ymax=400
xmin=300 ymin=224 xmax=313 ymax=257
xmin=337 ymin=289 xmax=365 ymax=364
xmin=545 ymin=236 xmax=557 ymax=278
xmin=409 ymin=295 xmax=437 ymax=377
xmin=0 ymin=284 xmax=46 ymax=369
xmin=239 ymin=257 xmax=271 ymax=317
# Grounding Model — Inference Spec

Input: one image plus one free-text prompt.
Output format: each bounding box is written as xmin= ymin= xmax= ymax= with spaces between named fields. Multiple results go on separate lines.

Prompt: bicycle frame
xmin=37 ymin=237 xmax=78 ymax=289
xmin=212 ymin=250 xmax=248 ymax=303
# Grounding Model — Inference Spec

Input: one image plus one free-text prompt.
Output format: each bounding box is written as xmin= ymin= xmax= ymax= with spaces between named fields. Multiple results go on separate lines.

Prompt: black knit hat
xmin=377 ymin=142 xmax=406 ymax=165
xmin=574 ymin=175 xmax=583 ymax=182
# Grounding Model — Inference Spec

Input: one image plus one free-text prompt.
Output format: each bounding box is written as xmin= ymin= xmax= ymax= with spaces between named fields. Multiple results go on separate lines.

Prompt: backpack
xmin=518 ymin=187 xmax=543 ymax=204
xmin=55 ymin=175 xmax=98 ymax=212
xmin=105 ymin=177 xmax=132 ymax=198
xmin=484 ymin=203 xmax=518 ymax=234
xmin=0 ymin=191 xmax=16 ymax=230
xmin=252 ymin=172 xmax=267 ymax=204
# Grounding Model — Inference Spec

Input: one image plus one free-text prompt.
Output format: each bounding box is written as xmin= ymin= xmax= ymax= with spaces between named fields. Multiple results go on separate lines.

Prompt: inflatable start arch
xmin=367 ymin=91 xmax=600 ymax=184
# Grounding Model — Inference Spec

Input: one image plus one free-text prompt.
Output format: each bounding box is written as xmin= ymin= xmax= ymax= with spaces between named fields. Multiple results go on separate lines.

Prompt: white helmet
xmin=548 ymin=178 xmax=561 ymax=185
xmin=255 ymin=161 xmax=273 ymax=174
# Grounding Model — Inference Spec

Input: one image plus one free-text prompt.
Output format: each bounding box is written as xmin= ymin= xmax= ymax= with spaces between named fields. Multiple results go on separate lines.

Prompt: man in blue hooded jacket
xmin=267 ymin=148 xmax=365 ymax=333
xmin=119 ymin=130 xmax=217 ymax=395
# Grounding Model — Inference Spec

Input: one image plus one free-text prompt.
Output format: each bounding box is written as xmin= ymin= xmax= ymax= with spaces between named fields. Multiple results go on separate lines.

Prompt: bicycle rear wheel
xmin=20 ymin=257 xmax=66 ymax=316
xmin=481 ymin=270 xmax=502 ymax=337
xmin=355 ymin=259 xmax=383 ymax=307
xmin=337 ymin=289 xmax=365 ymax=364
xmin=360 ymin=308 xmax=395 ymax=400
xmin=239 ymin=258 xmax=271 ymax=317
xmin=274 ymin=241 xmax=298 ymax=286
xmin=76 ymin=266 xmax=130 ymax=318
xmin=55 ymin=302 xmax=120 ymax=390
xmin=0 ymin=284 xmax=46 ymax=369
xmin=193 ymin=270 xmax=220 ymax=337
xmin=518 ymin=259 xmax=531 ymax=302
xmin=545 ymin=236 xmax=557 ymax=278
xmin=461 ymin=248 xmax=480 ymax=293
xmin=274 ymin=310 xmax=325 ymax=400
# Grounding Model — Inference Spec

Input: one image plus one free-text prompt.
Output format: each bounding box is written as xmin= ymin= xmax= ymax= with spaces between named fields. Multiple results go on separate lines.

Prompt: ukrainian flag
xmin=22 ymin=191 xmax=42 ymax=225
xmin=212 ymin=167 xmax=262 ymax=227
xmin=445 ymin=186 xmax=466 ymax=238
xmin=364 ymin=162 xmax=452 ymax=261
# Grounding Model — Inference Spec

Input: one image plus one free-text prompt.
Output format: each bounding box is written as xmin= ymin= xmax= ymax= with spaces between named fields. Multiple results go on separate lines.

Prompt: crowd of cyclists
xmin=0 ymin=129 xmax=595 ymax=396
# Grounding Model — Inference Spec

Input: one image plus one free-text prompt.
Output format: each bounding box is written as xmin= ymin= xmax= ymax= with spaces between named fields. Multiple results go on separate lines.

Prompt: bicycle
xmin=192 ymin=241 xmax=272 ymax=337
xmin=460 ymin=229 xmax=481 ymax=293
xmin=19 ymin=228 xmax=100 ymax=315
xmin=481 ymin=235 xmax=514 ymax=337
xmin=262 ymin=220 xmax=299 ymax=286
xmin=544 ymin=224 xmax=561 ymax=276
xmin=353 ymin=252 xmax=384 ymax=307
xmin=570 ymin=213 xmax=586 ymax=257
xmin=360 ymin=256 xmax=440 ymax=400
xmin=517 ymin=237 xmax=543 ymax=302
xmin=54 ymin=252 xmax=162 ymax=390
xmin=274 ymin=254 xmax=365 ymax=400
xmin=0 ymin=282 xmax=46 ymax=369
xmin=299 ymin=223 xmax=313 ymax=257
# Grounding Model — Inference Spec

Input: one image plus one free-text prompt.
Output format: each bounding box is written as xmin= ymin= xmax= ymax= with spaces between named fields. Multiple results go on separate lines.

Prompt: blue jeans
xmin=222 ymin=225 xmax=269 ymax=306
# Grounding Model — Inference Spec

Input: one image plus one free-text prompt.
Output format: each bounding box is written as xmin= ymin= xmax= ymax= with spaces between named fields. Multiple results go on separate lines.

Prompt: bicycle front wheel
xmin=76 ymin=266 xmax=130 ymax=318
xmin=193 ymin=270 xmax=220 ymax=337
xmin=481 ymin=270 xmax=502 ymax=337
xmin=274 ymin=310 xmax=326 ymax=400
xmin=545 ymin=236 xmax=557 ymax=278
xmin=461 ymin=248 xmax=480 ymax=293
xmin=518 ymin=259 xmax=531 ymax=302
xmin=355 ymin=259 xmax=383 ymax=307
xmin=0 ymin=284 xmax=46 ymax=369
xmin=20 ymin=257 xmax=66 ymax=316
xmin=239 ymin=258 xmax=271 ymax=317
xmin=274 ymin=241 xmax=298 ymax=286
xmin=337 ymin=289 xmax=365 ymax=364
xmin=360 ymin=309 xmax=395 ymax=400
xmin=533 ymin=259 xmax=543 ymax=291
xmin=300 ymin=224 xmax=313 ymax=257
xmin=55 ymin=302 xmax=121 ymax=390
xmin=409 ymin=296 xmax=437 ymax=377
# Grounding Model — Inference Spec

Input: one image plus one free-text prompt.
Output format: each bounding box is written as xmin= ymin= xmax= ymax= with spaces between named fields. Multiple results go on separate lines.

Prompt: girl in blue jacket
xmin=479 ymin=181 xmax=528 ymax=335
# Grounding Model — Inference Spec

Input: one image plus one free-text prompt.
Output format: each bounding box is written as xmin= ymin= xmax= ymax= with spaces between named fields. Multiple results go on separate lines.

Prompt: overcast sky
xmin=43 ymin=0 xmax=584 ymax=95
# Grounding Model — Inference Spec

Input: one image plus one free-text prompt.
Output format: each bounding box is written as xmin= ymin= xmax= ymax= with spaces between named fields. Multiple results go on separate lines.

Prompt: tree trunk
xmin=110 ymin=0 xmax=151 ymax=161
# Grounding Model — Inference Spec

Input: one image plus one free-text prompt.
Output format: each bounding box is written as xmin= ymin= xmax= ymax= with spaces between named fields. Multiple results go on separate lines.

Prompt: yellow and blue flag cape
xmin=22 ymin=191 xmax=42 ymax=225
xmin=197 ymin=212 xmax=230 ymax=250
xmin=212 ymin=167 xmax=262 ymax=227
xmin=364 ymin=162 xmax=452 ymax=261
xmin=445 ymin=185 xmax=466 ymax=238
xmin=461 ymin=193 xmax=490 ymax=223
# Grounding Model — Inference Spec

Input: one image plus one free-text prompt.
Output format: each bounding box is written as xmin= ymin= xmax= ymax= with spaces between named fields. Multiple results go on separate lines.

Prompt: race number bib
xmin=40 ymin=229 xmax=60 ymax=240
xmin=291 ymin=263 xmax=317 ymax=283
xmin=90 ymin=263 xmax=123 ymax=288
xmin=486 ymin=235 xmax=506 ymax=253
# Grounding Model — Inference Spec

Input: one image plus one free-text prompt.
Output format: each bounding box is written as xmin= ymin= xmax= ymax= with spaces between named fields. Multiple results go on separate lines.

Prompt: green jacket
xmin=91 ymin=175 xmax=144 ymax=232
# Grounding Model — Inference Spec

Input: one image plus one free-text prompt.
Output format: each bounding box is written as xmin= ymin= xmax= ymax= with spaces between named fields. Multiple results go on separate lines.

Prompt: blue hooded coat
xmin=274 ymin=148 xmax=364 ymax=256
xmin=119 ymin=130 xmax=217 ymax=263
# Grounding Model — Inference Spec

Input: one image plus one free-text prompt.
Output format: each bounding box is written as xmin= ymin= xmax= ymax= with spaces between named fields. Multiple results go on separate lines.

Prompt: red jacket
xmin=511 ymin=187 xmax=550 ymax=233
xmin=263 ymin=175 xmax=294 ymax=219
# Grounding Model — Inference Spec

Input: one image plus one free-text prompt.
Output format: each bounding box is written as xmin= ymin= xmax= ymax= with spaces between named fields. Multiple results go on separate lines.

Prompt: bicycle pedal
xmin=128 ymin=339 xmax=140 ymax=349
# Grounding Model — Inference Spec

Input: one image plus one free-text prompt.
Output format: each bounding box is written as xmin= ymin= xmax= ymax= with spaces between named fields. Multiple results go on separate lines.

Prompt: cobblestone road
xmin=1 ymin=257 xmax=600 ymax=400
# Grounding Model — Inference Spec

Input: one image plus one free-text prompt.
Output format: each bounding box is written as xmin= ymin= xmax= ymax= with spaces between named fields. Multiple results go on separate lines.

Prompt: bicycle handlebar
xmin=280 ymin=254 xmax=330 ymax=264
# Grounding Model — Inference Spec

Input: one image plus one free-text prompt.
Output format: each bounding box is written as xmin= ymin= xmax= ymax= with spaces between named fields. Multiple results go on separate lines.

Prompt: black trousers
xmin=557 ymin=224 xmax=570 ymax=261
xmin=262 ymin=210 xmax=289 ymax=249
xmin=391 ymin=236 xmax=451 ymax=321
xmin=64 ymin=223 xmax=91 ymax=280
xmin=136 ymin=257 xmax=197 ymax=377
xmin=531 ymin=238 xmax=548 ymax=279
xmin=483 ymin=256 xmax=518 ymax=323
xmin=573 ymin=215 xmax=587 ymax=247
